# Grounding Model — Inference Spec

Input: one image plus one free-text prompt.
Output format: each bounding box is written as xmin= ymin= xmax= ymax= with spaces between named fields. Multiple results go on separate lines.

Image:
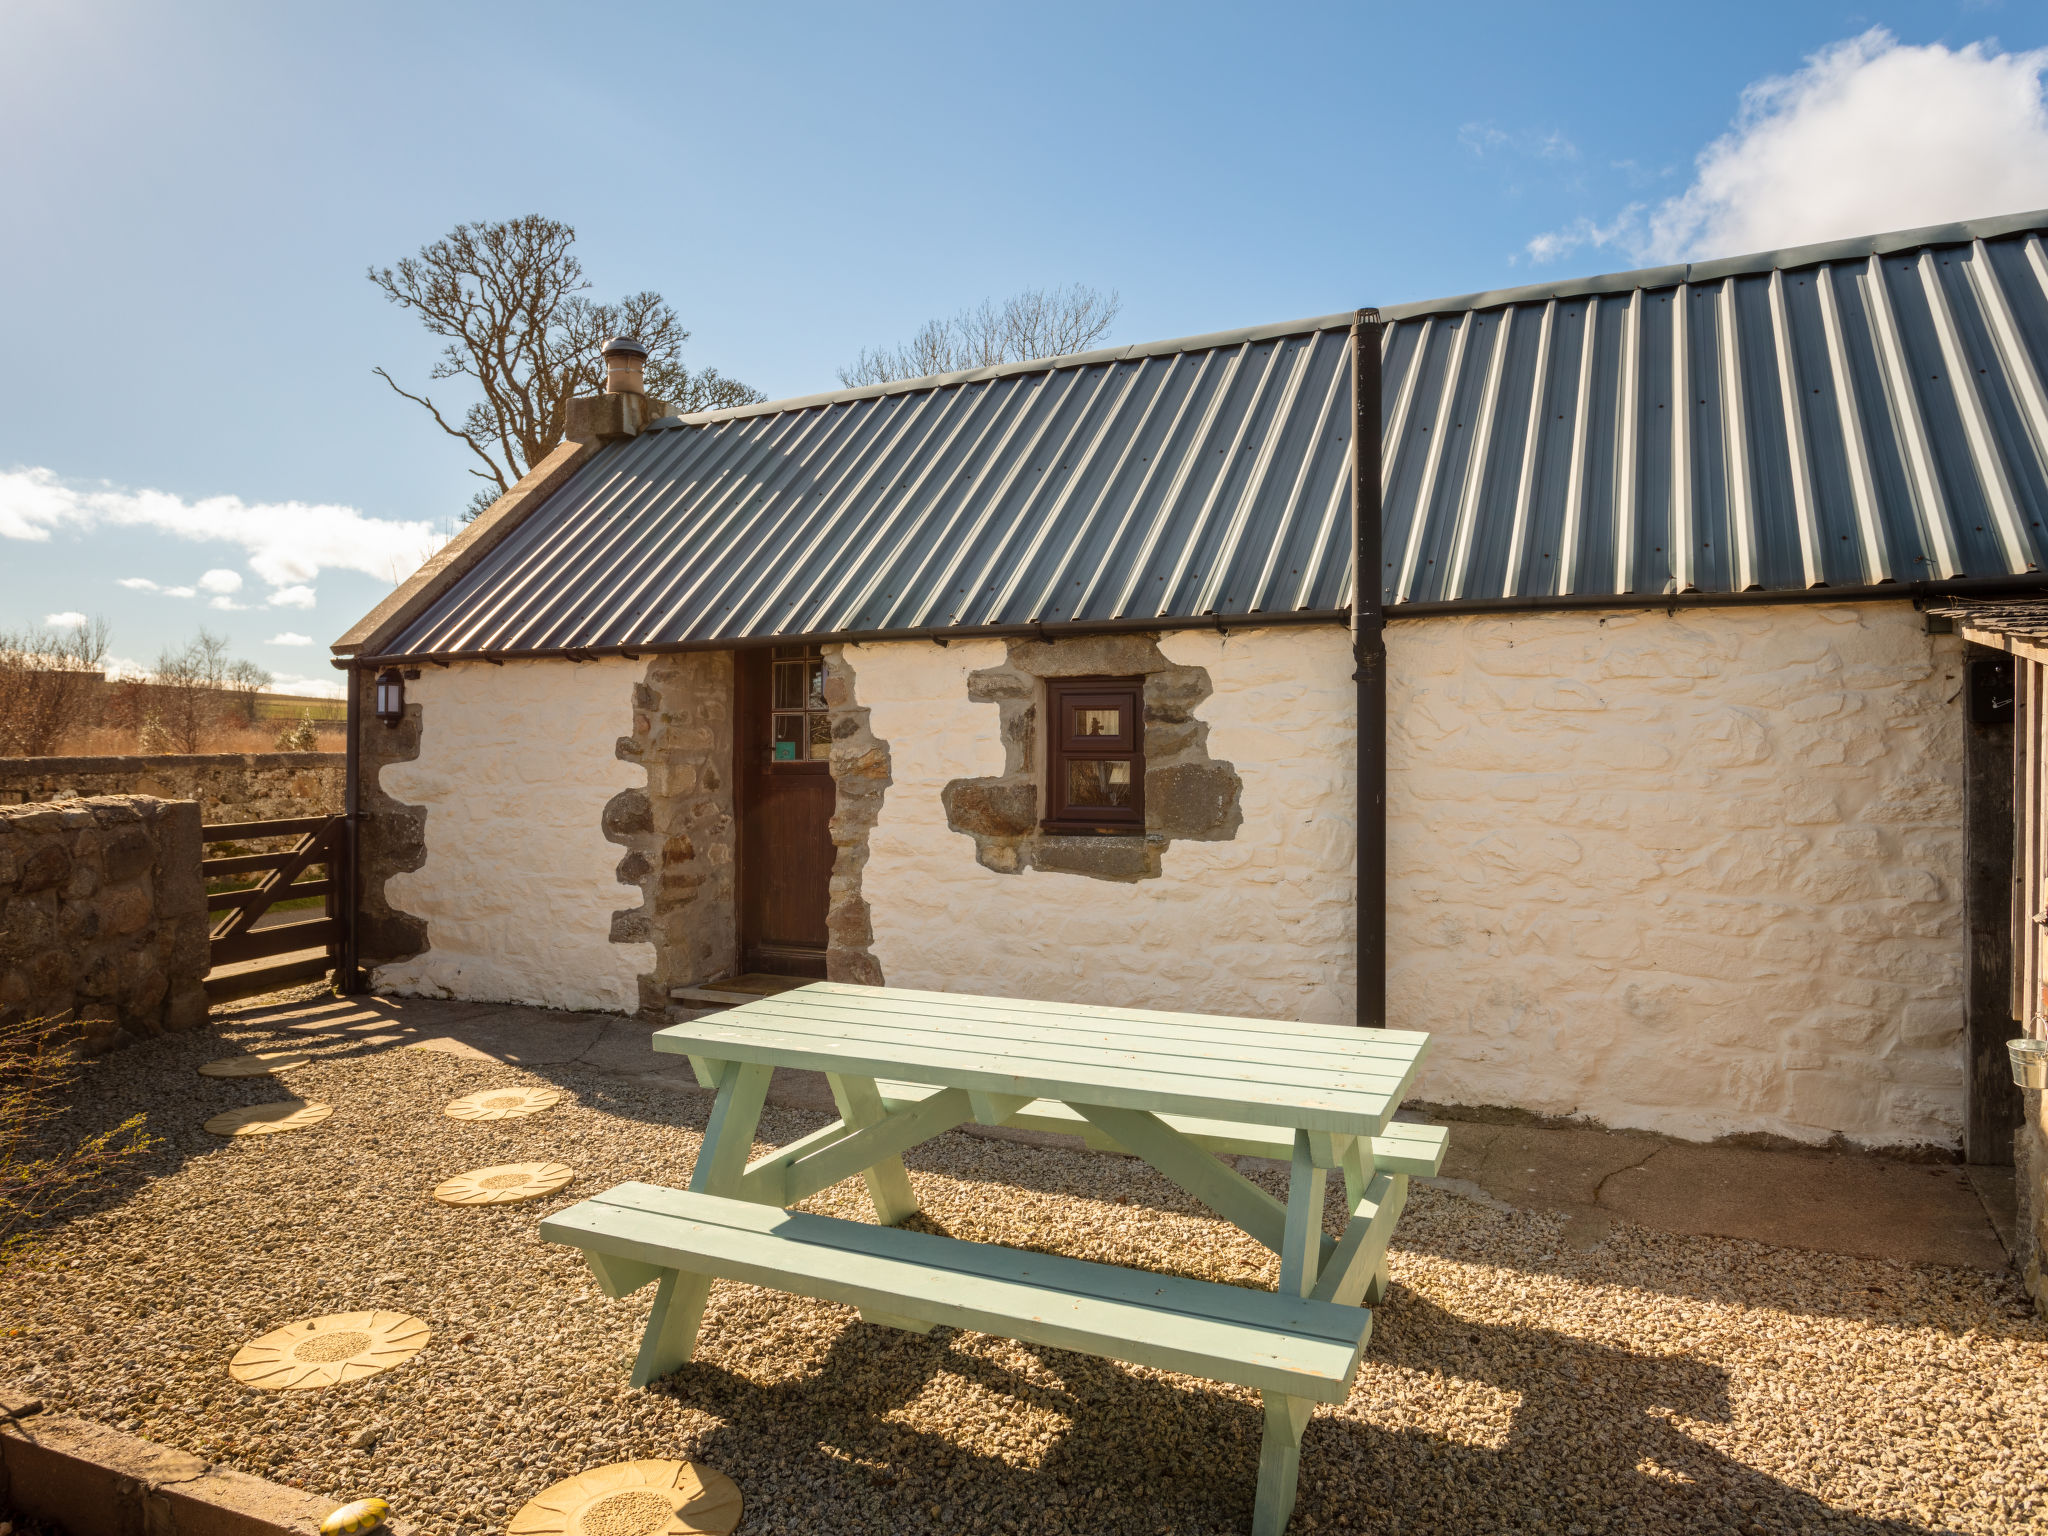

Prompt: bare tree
xmin=370 ymin=215 xmax=766 ymax=520
xmin=0 ymin=618 xmax=110 ymax=758
xmin=839 ymin=283 xmax=1123 ymax=387
xmin=149 ymin=629 xmax=271 ymax=754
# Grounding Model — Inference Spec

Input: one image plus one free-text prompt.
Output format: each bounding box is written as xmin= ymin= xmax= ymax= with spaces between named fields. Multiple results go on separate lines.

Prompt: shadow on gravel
xmin=648 ymin=1287 xmax=1941 ymax=1536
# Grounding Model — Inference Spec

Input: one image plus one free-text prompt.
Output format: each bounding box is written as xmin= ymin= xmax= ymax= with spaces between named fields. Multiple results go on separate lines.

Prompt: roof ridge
xmin=659 ymin=207 xmax=2048 ymax=432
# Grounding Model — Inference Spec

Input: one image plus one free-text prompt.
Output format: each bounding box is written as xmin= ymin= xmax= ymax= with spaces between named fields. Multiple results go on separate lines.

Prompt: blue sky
xmin=3 ymin=0 xmax=2046 ymax=694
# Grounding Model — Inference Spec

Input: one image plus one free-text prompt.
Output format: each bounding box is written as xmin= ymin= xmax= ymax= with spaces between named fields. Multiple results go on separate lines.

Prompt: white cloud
xmin=267 ymin=585 xmax=317 ymax=609
xmin=198 ymin=567 xmax=243 ymax=594
xmin=43 ymin=610 xmax=87 ymax=628
xmin=1529 ymin=29 xmax=2048 ymax=265
xmin=207 ymin=595 xmax=246 ymax=610
xmin=268 ymin=632 xmax=314 ymax=646
xmin=264 ymin=673 xmax=346 ymax=700
xmin=0 ymin=466 xmax=444 ymax=594
xmin=163 ymin=586 xmax=196 ymax=598
xmin=1461 ymin=121 xmax=1576 ymax=161
xmin=117 ymin=576 xmax=159 ymax=590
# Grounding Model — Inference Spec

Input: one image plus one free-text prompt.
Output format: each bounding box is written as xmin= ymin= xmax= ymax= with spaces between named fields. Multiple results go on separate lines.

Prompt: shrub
xmin=275 ymin=711 xmax=321 ymax=752
xmin=0 ymin=1016 xmax=158 ymax=1265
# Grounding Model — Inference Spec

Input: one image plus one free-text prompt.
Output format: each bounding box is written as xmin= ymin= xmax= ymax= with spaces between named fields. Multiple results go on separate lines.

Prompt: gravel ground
xmin=3 ymin=1017 xmax=2045 ymax=1536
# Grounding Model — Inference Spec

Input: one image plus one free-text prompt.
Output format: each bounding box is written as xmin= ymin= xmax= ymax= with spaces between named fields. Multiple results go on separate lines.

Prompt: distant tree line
xmin=0 ymin=621 xmax=282 ymax=758
xmin=837 ymin=283 xmax=1122 ymax=387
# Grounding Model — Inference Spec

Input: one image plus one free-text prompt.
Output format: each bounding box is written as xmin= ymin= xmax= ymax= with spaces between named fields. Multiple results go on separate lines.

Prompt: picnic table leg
xmin=1341 ymin=1136 xmax=1393 ymax=1307
xmin=1252 ymin=1392 xmax=1312 ymax=1536
xmin=826 ymin=1072 xmax=920 ymax=1225
xmin=1277 ymin=1130 xmax=1327 ymax=1297
xmin=629 ymin=1060 xmax=772 ymax=1387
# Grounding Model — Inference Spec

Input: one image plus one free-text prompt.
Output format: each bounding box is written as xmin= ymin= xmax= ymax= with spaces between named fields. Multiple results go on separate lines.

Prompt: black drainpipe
xmin=339 ymin=660 xmax=364 ymax=994
xmin=1352 ymin=308 xmax=1386 ymax=1028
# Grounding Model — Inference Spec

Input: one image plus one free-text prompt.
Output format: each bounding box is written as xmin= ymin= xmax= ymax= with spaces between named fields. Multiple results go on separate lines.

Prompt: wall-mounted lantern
xmin=374 ymin=668 xmax=406 ymax=727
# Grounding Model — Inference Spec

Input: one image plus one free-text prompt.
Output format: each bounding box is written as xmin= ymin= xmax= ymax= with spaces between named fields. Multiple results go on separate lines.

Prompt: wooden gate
xmin=203 ymin=814 xmax=347 ymax=999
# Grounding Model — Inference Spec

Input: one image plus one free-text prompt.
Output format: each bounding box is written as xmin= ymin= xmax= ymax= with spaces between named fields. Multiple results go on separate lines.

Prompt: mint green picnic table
xmin=542 ymin=981 xmax=1442 ymax=1536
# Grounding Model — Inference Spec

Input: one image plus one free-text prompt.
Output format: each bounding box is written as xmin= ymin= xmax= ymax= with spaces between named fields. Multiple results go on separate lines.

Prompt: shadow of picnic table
xmin=647 ymin=1282 xmax=1935 ymax=1536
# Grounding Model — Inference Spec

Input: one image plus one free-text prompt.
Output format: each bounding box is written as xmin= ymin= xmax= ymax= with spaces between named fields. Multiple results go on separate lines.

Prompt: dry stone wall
xmin=0 ymin=795 xmax=207 ymax=1052
xmin=0 ymin=754 xmax=341 ymax=824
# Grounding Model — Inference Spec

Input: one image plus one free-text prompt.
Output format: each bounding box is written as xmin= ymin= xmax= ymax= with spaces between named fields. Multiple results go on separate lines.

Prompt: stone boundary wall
xmin=0 ymin=754 xmax=343 ymax=826
xmin=0 ymin=796 xmax=207 ymax=1051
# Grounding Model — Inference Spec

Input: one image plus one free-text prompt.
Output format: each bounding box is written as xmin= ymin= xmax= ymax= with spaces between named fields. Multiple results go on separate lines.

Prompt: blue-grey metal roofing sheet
xmin=382 ymin=211 xmax=2048 ymax=657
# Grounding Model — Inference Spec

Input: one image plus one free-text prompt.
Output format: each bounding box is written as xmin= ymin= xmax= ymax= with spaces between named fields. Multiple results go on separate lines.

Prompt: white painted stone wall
xmin=855 ymin=602 xmax=1967 ymax=1150
xmin=1387 ymin=602 xmax=1964 ymax=1150
xmin=373 ymin=658 xmax=650 ymax=1012
xmin=855 ymin=626 xmax=1359 ymax=1026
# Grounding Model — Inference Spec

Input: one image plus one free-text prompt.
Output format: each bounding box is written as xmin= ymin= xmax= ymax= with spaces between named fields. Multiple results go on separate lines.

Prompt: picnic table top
xmin=656 ymin=980 xmax=1429 ymax=1137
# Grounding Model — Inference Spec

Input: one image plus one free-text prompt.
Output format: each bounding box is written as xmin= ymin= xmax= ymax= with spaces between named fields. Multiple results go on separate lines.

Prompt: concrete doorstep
xmin=0 ymin=1391 xmax=410 ymax=1536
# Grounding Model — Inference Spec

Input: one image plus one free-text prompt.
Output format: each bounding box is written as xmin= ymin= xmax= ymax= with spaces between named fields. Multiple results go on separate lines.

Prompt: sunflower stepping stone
xmin=510 ymin=1459 xmax=742 ymax=1536
xmin=203 ymin=1101 xmax=333 ymax=1136
xmin=434 ymin=1162 xmax=575 ymax=1206
xmin=444 ymin=1087 xmax=560 ymax=1121
xmin=229 ymin=1311 xmax=429 ymax=1391
xmin=198 ymin=1051 xmax=311 ymax=1078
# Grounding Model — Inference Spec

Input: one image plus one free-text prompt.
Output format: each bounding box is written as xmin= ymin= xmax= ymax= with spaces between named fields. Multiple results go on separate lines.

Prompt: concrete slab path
xmin=221 ymin=990 xmax=2015 ymax=1274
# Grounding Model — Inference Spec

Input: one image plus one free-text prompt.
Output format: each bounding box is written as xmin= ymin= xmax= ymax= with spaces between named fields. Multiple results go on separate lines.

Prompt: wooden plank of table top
xmin=655 ymin=1017 xmax=1416 ymax=1134
xmin=683 ymin=1000 xmax=1415 ymax=1101
xmin=753 ymin=986 xmax=1426 ymax=1067
xmin=797 ymin=980 xmax=1428 ymax=1050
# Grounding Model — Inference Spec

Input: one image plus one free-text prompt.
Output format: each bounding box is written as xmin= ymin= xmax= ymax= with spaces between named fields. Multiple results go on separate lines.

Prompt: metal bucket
xmin=2011 ymin=1037 xmax=2048 ymax=1090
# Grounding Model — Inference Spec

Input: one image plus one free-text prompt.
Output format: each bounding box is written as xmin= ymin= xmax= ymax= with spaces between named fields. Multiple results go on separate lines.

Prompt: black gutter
xmin=1352 ymin=311 xmax=1386 ymax=1030
xmin=338 ymin=667 xmax=363 ymax=995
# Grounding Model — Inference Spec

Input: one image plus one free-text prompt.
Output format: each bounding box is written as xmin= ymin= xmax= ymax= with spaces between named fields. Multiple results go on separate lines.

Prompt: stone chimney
xmin=603 ymin=335 xmax=648 ymax=396
xmin=566 ymin=336 xmax=666 ymax=444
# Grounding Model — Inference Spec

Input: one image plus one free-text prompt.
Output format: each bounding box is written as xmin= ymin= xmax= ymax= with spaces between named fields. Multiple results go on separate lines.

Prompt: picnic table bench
xmin=541 ymin=982 xmax=1442 ymax=1536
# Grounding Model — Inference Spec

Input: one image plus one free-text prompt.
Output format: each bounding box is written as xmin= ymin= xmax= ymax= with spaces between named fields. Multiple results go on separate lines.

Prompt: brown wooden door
xmin=737 ymin=645 xmax=835 ymax=977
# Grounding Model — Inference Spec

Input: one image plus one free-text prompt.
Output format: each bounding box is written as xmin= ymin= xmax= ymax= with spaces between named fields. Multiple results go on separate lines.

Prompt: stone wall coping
xmin=0 ymin=793 xmax=182 ymax=832
xmin=0 ymin=752 xmax=340 ymax=773
xmin=1 ymin=1388 xmax=415 ymax=1535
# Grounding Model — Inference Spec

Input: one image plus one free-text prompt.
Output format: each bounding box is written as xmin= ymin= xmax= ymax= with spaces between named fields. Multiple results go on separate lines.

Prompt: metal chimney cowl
xmin=602 ymin=335 xmax=649 ymax=396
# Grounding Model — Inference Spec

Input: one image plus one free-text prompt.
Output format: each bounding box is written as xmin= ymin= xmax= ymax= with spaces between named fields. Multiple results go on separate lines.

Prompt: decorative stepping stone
xmin=203 ymin=1101 xmax=333 ymax=1136
xmin=198 ymin=1051 xmax=311 ymax=1078
xmin=509 ymin=1459 xmax=742 ymax=1536
xmin=444 ymin=1087 xmax=561 ymax=1121
xmin=433 ymin=1162 xmax=576 ymax=1206
xmin=228 ymin=1311 xmax=429 ymax=1391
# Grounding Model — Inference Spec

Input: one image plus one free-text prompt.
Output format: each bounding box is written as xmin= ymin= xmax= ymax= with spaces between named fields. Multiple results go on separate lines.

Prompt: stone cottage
xmin=334 ymin=211 xmax=2048 ymax=1184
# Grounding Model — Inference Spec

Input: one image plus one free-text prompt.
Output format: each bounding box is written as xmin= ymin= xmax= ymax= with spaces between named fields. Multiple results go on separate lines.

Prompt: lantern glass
xmin=374 ymin=670 xmax=404 ymax=726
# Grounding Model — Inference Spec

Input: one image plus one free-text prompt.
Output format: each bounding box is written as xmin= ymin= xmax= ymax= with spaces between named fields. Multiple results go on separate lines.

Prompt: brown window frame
xmin=1042 ymin=676 xmax=1145 ymax=834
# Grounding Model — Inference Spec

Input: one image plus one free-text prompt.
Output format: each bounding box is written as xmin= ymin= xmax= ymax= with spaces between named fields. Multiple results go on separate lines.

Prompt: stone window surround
xmin=941 ymin=633 xmax=1243 ymax=883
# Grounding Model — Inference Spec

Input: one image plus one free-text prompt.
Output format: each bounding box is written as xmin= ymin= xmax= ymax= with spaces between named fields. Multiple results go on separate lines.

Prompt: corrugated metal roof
xmin=379 ymin=210 xmax=2048 ymax=659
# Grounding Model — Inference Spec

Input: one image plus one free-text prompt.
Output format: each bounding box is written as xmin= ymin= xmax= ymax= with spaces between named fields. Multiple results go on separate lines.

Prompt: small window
xmin=1043 ymin=677 xmax=1144 ymax=832
xmin=768 ymin=643 xmax=830 ymax=761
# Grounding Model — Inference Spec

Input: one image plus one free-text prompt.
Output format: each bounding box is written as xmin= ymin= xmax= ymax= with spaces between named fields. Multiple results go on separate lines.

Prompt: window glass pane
xmin=1075 ymin=706 xmax=1121 ymax=737
xmin=1067 ymin=759 xmax=1133 ymax=808
xmin=773 ymin=662 xmax=807 ymax=710
xmin=808 ymin=711 xmax=833 ymax=760
xmin=772 ymin=713 xmax=805 ymax=760
xmin=806 ymin=660 xmax=827 ymax=711
xmin=771 ymin=643 xmax=811 ymax=659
